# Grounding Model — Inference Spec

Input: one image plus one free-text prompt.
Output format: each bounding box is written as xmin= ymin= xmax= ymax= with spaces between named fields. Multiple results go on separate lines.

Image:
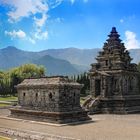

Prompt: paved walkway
xmin=0 ymin=109 xmax=140 ymax=140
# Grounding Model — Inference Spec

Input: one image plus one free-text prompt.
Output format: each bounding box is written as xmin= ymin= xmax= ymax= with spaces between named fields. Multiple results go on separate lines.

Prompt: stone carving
xmin=10 ymin=76 xmax=90 ymax=123
xmin=87 ymin=27 xmax=140 ymax=114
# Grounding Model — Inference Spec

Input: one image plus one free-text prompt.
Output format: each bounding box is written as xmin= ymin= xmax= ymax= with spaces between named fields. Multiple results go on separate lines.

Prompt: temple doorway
xmin=95 ymin=79 xmax=101 ymax=97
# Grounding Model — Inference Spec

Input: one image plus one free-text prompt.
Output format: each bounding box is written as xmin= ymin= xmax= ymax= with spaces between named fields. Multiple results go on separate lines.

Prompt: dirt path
xmin=0 ymin=109 xmax=140 ymax=140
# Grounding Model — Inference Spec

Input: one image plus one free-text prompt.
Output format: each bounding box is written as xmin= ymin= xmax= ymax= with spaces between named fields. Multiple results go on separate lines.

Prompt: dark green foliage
xmin=0 ymin=64 xmax=45 ymax=96
xmin=137 ymin=63 xmax=140 ymax=92
xmin=0 ymin=71 xmax=11 ymax=96
xmin=137 ymin=62 xmax=140 ymax=72
xmin=71 ymin=72 xmax=90 ymax=97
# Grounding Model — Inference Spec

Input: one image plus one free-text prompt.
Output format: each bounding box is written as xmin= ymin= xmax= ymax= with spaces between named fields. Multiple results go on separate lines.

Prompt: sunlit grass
xmin=0 ymin=136 xmax=11 ymax=140
xmin=0 ymin=96 xmax=17 ymax=101
xmin=0 ymin=103 xmax=10 ymax=107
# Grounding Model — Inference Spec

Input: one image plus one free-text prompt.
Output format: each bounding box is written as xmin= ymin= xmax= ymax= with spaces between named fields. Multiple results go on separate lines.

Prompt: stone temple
xmin=10 ymin=76 xmax=90 ymax=123
xmin=84 ymin=27 xmax=140 ymax=114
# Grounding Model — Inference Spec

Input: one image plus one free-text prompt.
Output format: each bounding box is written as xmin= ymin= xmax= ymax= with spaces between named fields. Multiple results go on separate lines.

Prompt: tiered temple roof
xmin=90 ymin=27 xmax=137 ymax=72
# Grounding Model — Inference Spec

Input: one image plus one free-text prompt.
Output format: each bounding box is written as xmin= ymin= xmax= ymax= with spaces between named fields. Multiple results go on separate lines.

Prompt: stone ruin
xmin=83 ymin=27 xmax=140 ymax=114
xmin=10 ymin=76 xmax=90 ymax=123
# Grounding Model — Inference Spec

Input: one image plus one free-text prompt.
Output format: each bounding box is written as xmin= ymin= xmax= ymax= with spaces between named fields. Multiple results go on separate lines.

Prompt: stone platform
xmin=87 ymin=95 xmax=140 ymax=114
xmin=99 ymin=95 xmax=140 ymax=114
xmin=10 ymin=107 xmax=91 ymax=124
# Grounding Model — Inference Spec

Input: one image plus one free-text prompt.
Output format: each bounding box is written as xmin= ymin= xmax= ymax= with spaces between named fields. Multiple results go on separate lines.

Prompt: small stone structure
xmin=10 ymin=76 xmax=90 ymax=123
xmin=86 ymin=27 xmax=140 ymax=114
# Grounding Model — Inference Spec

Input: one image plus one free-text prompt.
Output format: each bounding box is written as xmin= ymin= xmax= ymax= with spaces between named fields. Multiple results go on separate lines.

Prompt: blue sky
xmin=0 ymin=0 xmax=140 ymax=51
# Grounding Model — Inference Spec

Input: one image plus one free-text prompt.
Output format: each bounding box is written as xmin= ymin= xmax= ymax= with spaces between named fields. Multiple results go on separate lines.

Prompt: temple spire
xmin=111 ymin=27 xmax=117 ymax=32
xmin=107 ymin=27 xmax=121 ymax=43
xmin=102 ymin=27 xmax=123 ymax=50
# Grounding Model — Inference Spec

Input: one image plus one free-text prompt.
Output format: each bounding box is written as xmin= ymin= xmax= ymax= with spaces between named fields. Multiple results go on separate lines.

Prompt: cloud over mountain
xmin=125 ymin=30 xmax=140 ymax=50
xmin=5 ymin=30 xmax=26 ymax=39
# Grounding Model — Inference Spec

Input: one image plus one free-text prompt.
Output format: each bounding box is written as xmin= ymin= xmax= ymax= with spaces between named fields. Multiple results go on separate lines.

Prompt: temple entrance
xmin=95 ymin=79 xmax=101 ymax=97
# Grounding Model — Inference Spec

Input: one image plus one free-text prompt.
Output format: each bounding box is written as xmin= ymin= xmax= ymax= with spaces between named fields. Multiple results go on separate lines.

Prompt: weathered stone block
xmin=10 ymin=76 xmax=90 ymax=123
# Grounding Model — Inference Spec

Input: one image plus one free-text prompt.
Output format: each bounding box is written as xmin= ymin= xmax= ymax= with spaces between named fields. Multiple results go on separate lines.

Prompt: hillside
xmin=0 ymin=46 xmax=78 ymax=75
xmin=33 ymin=55 xmax=79 ymax=76
xmin=0 ymin=46 xmax=140 ymax=75
xmin=40 ymin=48 xmax=100 ymax=67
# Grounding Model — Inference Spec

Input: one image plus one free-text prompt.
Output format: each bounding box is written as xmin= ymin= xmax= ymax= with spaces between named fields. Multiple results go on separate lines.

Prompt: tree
xmin=0 ymin=64 xmax=46 ymax=96
xmin=137 ymin=62 xmax=140 ymax=72
xmin=72 ymin=72 xmax=90 ymax=97
xmin=0 ymin=71 xmax=11 ymax=96
xmin=9 ymin=64 xmax=46 ymax=94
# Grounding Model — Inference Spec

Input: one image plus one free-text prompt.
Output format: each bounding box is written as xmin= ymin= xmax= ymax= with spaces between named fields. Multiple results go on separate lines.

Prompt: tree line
xmin=0 ymin=64 xmax=45 ymax=96
xmin=71 ymin=72 xmax=90 ymax=97
xmin=1 ymin=62 xmax=140 ymax=97
xmin=137 ymin=62 xmax=140 ymax=72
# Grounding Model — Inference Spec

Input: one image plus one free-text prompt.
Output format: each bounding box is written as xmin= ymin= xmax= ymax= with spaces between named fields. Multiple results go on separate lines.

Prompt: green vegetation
xmin=0 ymin=96 xmax=17 ymax=101
xmin=0 ymin=96 xmax=18 ymax=107
xmin=0 ymin=64 xmax=45 ymax=96
xmin=0 ymin=136 xmax=11 ymax=140
xmin=71 ymin=72 xmax=90 ymax=97
xmin=137 ymin=63 xmax=140 ymax=72
xmin=0 ymin=103 xmax=11 ymax=107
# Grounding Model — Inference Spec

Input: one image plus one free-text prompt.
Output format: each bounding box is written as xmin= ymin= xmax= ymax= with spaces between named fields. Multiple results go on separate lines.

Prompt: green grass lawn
xmin=0 ymin=136 xmax=11 ymax=140
xmin=0 ymin=103 xmax=11 ymax=107
xmin=0 ymin=96 xmax=17 ymax=107
xmin=0 ymin=96 xmax=17 ymax=101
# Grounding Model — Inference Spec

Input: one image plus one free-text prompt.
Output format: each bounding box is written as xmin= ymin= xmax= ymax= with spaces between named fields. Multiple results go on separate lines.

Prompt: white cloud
xmin=5 ymin=30 xmax=26 ymax=39
xmin=50 ymin=0 xmax=63 ymax=9
xmin=34 ymin=30 xmax=48 ymax=40
xmin=4 ymin=29 xmax=48 ymax=43
xmin=125 ymin=30 xmax=140 ymax=50
xmin=34 ymin=13 xmax=48 ymax=27
xmin=3 ymin=0 xmax=91 ymax=45
xmin=1 ymin=0 xmax=50 ymax=43
xmin=28 ymin=37 xmax=36 ymax=44
xmin=1 ymin=0 xmax=48 ymax=22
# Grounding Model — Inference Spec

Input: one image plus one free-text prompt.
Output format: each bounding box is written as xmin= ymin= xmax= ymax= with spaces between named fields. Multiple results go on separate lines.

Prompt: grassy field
xmin=0 ymin=103 xmax=11 ymax=107
xmin=0 ymin=136 xmax=11 ymax=140
xmin=0 ymin=96 xmax=17 ymax=102
xmin=0 ymin=96 xmax=17 ymax=107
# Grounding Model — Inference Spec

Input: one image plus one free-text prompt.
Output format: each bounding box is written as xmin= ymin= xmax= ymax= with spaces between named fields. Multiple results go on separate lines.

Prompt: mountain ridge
xmin=0 ymin=46 xmax=140 ymax=75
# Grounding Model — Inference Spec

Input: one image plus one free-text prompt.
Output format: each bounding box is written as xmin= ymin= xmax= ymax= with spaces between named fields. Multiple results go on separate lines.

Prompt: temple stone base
xmin=10 ymin=107 xmax=91 ymax=124
xmin=100 ymin=96 xmax=140 ymax=114
xmin=88 ymin=95 xmax=140 ymax=114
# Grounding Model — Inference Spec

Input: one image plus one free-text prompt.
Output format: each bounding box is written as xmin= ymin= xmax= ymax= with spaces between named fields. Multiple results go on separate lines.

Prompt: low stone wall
xmin=10 ymin=107 xmax=90 ymax=124
xmin=0 ymin=127 xmax=79 ymax=140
